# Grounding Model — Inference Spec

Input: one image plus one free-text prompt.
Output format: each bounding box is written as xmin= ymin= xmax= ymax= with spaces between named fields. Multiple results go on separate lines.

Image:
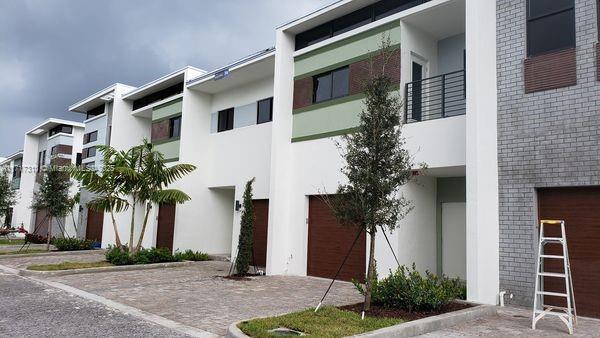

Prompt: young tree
xmin=0 ymin=169 xmax=18 ymax=227
xmin=31 ymin=166 xmax=73 ymax=250
xmin=234 ymin=178 xmax=256 ymax=276
xmin=330 ymin=37 xmax=423 ymax=312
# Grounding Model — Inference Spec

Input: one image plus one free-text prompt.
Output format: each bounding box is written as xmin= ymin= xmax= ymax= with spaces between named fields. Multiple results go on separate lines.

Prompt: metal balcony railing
xmin=404 ymin=70 xmax=466 ymax=123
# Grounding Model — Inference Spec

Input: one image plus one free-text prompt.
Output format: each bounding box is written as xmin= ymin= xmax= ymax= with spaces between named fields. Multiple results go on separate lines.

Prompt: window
xmin=526 ymin=0 xmax=575 ymax=57
xmin=86 ymin=104 xmax=105 ymax=120
xmin=83 ymin=147 xmax=96 ymax=159
xmin=12 ymin=159 xmax=21 ymax=179
xmin=132 ymin=82 xmax=184 ymax=111
xmin=295 ymin=0 xmax=429 ymax=50
xmin=51 ymin=145 xmax=58 ymax=156
xmin=218 ymin=108 xmax=234 ymax=132
xmin=169 ymin=116 xmax=181 ymax=138
xmin=76 ymin=153 xmax=82 ymax=167
xmin=257 ymin=98 xmax=273 ymax=124
xmin=49 ymin=124 xmax=73 ymax=136
xmin=37 ymin=150 xmax=46 ymax=172
xmin=84 ymin=131 xmax=98 ymax=144
xmin=313 ymin=67 xmax=349 ymax=103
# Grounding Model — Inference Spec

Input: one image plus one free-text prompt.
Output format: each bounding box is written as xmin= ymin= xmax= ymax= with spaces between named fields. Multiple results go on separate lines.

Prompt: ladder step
xmin=540 ymin=255 xmax=564 ymax=259
xmin=541 ymin=237 xmax=564 ymax=243
xmin=539 ymin=272 xmax=566 ymax=278
xmin=536 ymin=291 xmax=568 ymax=297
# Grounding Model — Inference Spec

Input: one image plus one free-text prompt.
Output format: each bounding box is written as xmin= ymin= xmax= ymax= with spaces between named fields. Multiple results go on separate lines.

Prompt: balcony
xmin=404 ymin=70 xmax=465 ymax=123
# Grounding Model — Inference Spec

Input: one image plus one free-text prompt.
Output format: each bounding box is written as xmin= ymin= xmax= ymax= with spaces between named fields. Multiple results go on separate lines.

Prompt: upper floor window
xmin=257 ymin=98 xmax=273 ymax=124
xmin=49 ymin=124 xmax=73 ymax=137
xmin=313 ymin=67 xmax=349 ymax=103
xmin=526 ymin=0 xmax=575 ymax=57
xmin=218 ymin=108 xmax=234 ymax=132
xmin=83 ymin=131 xmax=98 ymax=144
xmin=86 ymin=104 xmax=105 ymax=120
xmin=132 ymin=82 xmax=184 ymax=111
xmin=169 ymin=116 xmax=181 ymax=138
xmin=82 ymin=146 xmax=96 ymax=159
xmin=12 ymin=159 xmax=21 ymax=179
xmin=37 ymin=150 xmax=46 ymax=172
xmin=295 ymin=0 xmax=429 ymax=50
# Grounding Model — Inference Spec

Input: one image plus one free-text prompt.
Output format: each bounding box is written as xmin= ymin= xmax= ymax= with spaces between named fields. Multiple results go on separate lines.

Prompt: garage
xmin=85 ymin=209 xmax=104 ymax=242
xmin=252 ymin=200 xmax=269 ymax=267
xmin=307 ymin=196 xmax=366 ymax=282
xmin=537 ymin=187 xmax=600 ymax=318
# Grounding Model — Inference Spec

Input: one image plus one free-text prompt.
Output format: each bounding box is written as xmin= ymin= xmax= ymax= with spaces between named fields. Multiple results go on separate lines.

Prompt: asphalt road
xmin=0 ymin=272 xmax=188 ymax=338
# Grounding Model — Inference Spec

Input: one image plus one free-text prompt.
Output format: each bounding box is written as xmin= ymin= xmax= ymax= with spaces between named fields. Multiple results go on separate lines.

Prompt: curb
xmin=19 ymin=260 xmax=203 ymax=277
xmin=226 ymin=303 xmax=497 ymax=338
xmin=0 ymin=249 xmax=104 ymax=260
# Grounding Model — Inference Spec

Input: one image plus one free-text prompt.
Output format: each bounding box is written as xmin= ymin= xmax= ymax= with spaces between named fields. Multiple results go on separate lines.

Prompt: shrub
xmin=25 ymin=233 xmax=48 ymax=244
xmin=134 ymin=247 xmax=179 ymax=264
xmin=354 ymin=263 xmax=465 ymax=312
xmin=174 ymin=249 xmax=210 ymax=261
xmin=105 ymin=245 xmax=134 ymax=265
xmin=53 ymin=237 xmax=95 ymax=251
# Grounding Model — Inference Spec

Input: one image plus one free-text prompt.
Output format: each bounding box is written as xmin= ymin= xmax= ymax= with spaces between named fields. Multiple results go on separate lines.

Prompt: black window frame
xmin=132 ymin=83 xmax=184 ymax=111
xmin=83 ymin=146 xmax=96 ymax=159
xmin=217 ymin=108 xmax=235 ymax=132
xmin=169 ymin=115 xmax=182 ymax=138
xmin=48 ymin=124 xmax=73 ymax=137
xmin=257 ymin=97 xmax=274 ymax=124
xmin=12 ymin=159 xmax=21 ymax=179
xmin=312 ymin=66 xmax=350 ymax=103
xmin=83 ymin=130 xmax=98 ymax=145
xmin=526 ymin=0 xmax=575 ymax=57
xmin=86 ymin=104 xmax=105 ymax=120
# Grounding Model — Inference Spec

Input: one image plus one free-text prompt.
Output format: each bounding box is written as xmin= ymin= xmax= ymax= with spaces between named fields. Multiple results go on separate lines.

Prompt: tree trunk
xmin=46 ymin=215 xmax=53 ymax=251
xmin=129 ymin=199 xmax=136 ymax=254
xmin=134 ymin=203 xmax=152 ymax=252
xmin=363 ymin=229 xmax=377 ymax=311
xmin=109 ymin=210 xmax=122 ymax=248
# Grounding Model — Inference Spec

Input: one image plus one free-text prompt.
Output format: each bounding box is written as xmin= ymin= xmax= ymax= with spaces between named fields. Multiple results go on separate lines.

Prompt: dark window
xmin=132 ymin=83 xmax=184 ymax=111
xmin=169 ymin=116 xmax=181 ymax=138
xmin=257 ymin=98 xmax=273 ymax=124
xmin=313 ymin=67 xmax=349 ymax=103
xmin=38 ymin=150 xmax=46 ymax=171
xmin=12 ymin=159 xmax=21 ymax=179
xmin=49 ymin=124 xmax=73 ymax=136
xmin=83 ymin=131 xmax=98 ymax=145
xmin=83 ymin=147 xmax=96 ymax=159
xmin=526 ymin=0 xmax=575 ymax=57
xmin=218 ymin=108 xmax=234 ymax=132
xmin=86 ymin=104 xmax=105 ymax=120
xmin=76 ymin=153 xmax=82 ymax=166
xmin=294 ymin=0 xmax=429 ymax=50
xmin=51 ymin=146 xmax=58 ymax=156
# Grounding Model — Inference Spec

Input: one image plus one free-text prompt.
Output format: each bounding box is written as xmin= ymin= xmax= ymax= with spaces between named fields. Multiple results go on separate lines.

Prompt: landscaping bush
xmin=52 ymin=237 xmax=95 ymax=251
xmin=25 ymin=233 xmax=48 ymax=244
xmin=354 ymin=263 xmax=466 ymax=312
xmin=105 ymin=246 xmax=185 ymax=265
xmin=174 ymin=249 xmax=210 ymax=261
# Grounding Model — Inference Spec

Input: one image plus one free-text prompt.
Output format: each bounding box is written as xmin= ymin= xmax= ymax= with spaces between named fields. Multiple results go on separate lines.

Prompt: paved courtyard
xmin=49 ymin=261 xmax=362 ymax=336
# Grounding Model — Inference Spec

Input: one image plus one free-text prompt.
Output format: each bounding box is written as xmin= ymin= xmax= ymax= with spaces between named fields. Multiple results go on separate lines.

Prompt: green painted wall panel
xmin=292 ymin=98 xmax=364 ymax=139
xmin=154 ymin=140 xmax=180 ymax=161
xmin=435 ymin=177 xmax=466 ymax=276
xmin=294 ymin=22 xmax=401 ymax=78
xmin=152 ymin=98 xmax=182 ymax=121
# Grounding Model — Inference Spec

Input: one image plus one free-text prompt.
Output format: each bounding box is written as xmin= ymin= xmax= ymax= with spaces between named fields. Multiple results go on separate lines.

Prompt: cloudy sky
xmin=0 ymin=0 xmax=332 ymax=156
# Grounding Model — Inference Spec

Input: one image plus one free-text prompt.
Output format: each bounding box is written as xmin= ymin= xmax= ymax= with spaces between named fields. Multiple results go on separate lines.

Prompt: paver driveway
xmin=49 ymin=261 xmax=362 ymax=336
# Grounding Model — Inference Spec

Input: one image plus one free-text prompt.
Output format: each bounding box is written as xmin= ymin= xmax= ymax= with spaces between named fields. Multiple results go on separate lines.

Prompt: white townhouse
xmin=0 ymin=151 xmax=23 ymax=227
xmin=11 ymin=119 xmax=85 ymax=238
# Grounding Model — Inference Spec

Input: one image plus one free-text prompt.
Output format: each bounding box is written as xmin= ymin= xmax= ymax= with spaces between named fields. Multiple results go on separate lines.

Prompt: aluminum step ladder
xmin=532 ymin=220 xmax=577 ymax=334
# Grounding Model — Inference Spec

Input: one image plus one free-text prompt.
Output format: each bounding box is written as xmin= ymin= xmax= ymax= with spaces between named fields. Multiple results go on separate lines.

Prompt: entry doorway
xmin=156 ymin=203 xmax=176 ymax=252
xmin=441 ymin=202 xmax=466 ymax=280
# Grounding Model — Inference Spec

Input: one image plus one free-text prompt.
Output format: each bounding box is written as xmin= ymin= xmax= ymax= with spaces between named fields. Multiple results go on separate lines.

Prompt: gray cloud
xmin=0 ymin=0 xmax=331 ymax=155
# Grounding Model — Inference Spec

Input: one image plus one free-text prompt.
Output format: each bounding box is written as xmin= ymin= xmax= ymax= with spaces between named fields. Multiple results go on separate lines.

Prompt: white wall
xmin=437 ymin=33 xmax=465 ymax=75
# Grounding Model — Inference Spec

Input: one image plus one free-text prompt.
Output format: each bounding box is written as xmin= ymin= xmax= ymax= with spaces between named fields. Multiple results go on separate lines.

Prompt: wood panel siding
xmin=50 ymin=157 xmax=71 ymax=166
xmin=252 ymin=200 xmax=269 ymax=267
xmin=524 ymin=48 xmax=576 ymax=93
xmin=85 ymin=209 xmax=104 ymax=242
xmin=293 ymin=77 xmax=313 ymax=110
xmin=538 ymin=187 xmax=600 ymax=318
xmin=307 ymin=196 xmax=366 ymax=282
xmin=151 ymin=119 xmax=170 ymax=143
xmin=349 ymin=48 xmax=401 ymax=95
xmin=156 ymin=203 xmax=176 ymax=252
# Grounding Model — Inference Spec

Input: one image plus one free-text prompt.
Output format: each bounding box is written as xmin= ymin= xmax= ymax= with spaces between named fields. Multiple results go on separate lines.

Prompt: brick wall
xmin=497 ymin=0 xmax=600 ymax=306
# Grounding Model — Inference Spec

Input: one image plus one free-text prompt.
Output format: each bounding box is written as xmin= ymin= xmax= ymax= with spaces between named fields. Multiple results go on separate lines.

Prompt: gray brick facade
xmin=497 ymin=0 xmax=600 ymax=306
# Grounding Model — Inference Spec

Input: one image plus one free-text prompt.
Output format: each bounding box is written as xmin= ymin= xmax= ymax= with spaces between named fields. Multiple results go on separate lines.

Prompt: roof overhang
xmin=0 ymin=151 xmax=23 ymax=165
xmin=122 ymin=66 xmax=206 ymax=101
xmin=26 ymin=118 xmax=85 ymax=135
xmin=69 ymin=83 xmax=136 ymax=113
xmin=187 ymin=48 xmax=275 ymax=94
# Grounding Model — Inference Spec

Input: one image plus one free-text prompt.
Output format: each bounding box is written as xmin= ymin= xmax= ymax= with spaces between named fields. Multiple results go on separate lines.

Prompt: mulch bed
xmin=221 ymin=273 xmax=264 ymax=281
xmin=339 ymin=302 xmax=472 ymax=321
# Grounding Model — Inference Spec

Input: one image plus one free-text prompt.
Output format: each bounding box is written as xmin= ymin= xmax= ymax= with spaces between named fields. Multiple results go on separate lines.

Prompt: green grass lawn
xmin=27 ymin=261 xmax=113 ymax=271
xmin=0 ymin=239 xmax=25 ymax=246
xmin=0 ymin=249 xmax=49 ymax=255
xmin=238 ymin=306 xmax=403 ymax=338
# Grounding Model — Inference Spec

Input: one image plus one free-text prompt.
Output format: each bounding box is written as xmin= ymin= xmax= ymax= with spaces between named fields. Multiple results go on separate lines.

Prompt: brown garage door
xmin=307 ymin=196 xmax=366 ymax=282
xmin=252 ymin=200 xmax=269 ymax=267
xmin=156 ymin=203 xmax=176 ymax=252
xmin=538 ymin=187 xmax=600 ymax=318
xmin=85 ymin=209 xmax=104 ymax=242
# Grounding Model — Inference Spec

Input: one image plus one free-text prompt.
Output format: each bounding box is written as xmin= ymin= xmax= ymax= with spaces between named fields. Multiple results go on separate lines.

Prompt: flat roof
xmin=69 ymin=83 xmax=136 ymax=113
xmin=0 ymin=151 xmax=23 ymax=165
xmin=122 ymin=66 xmax=206 ymax=101
xmin=26 ymin=118 xmax=85 ymax=135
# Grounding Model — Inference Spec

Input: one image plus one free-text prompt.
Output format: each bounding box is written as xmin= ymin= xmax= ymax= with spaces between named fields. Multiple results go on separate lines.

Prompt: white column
xmin=465 ymin=0 xmax=499 ymax=305
xmin=266 ymin=30 xmax=296 ymax=275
